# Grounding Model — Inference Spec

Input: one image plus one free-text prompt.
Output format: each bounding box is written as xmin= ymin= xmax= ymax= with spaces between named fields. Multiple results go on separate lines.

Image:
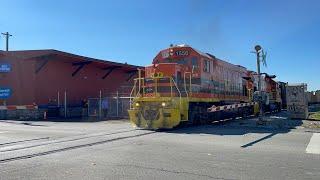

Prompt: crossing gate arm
xmin=0 ymin=105 xmax=38 ymax=110
xmin=207 ymin=102 xmax=257 ymax=112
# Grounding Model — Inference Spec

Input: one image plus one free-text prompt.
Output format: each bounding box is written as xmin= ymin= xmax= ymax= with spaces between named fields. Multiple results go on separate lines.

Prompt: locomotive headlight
xmin=135 ymin=102 xmax=140 ymax=107
xmin=161 ymin=102 xmax=166 ymax=107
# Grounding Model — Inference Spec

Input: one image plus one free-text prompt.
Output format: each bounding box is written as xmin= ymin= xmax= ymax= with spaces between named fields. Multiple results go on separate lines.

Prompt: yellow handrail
xmin=183 ymin=72 xmax=192 ymax=98
xmin=170 ymin=77 xmax=182 ymax=108
xmin=129 ymin=76 xmax=182 ymax=108
xmin=129 ymin=79 xmax=138 ymax=109
xmin=183 ymin=72 xmax=189 ymax=98
xmin=170 ymin=78 xmax=173 ymax=97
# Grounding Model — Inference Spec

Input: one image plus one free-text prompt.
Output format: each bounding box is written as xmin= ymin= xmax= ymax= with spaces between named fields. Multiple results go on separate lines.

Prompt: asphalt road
xmin=0 ymin=117 xmax=319 ymax=180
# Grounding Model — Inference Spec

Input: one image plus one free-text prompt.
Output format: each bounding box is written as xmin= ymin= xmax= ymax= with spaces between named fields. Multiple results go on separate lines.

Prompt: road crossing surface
xmin=0 ymin=119 xmax=319 ymax=180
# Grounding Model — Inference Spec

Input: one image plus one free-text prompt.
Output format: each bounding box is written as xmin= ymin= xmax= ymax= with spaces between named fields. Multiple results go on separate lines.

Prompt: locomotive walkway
xmin=0 ymin=115 xmax=319 ymax=180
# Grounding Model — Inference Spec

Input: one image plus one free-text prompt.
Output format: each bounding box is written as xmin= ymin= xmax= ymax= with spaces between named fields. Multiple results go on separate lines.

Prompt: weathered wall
xmin=0 ymin=50 xmax=138 ymax=106
xmin=33 ymin=58 xmax=134 ymax=105
xmin=0 ymin=54 xmax=36 ymax=105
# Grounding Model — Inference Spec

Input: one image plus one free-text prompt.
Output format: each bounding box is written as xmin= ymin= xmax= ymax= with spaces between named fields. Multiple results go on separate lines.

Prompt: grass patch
xmin=309 ymin=111 xmax=320 ymax=120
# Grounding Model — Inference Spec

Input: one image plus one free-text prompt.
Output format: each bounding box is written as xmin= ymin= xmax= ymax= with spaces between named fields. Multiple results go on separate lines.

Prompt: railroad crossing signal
xmin=261 ymin=50 xmax=267 ymax=67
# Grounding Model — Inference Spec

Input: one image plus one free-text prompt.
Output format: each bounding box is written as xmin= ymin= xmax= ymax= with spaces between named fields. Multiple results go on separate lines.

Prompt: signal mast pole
xmin=254 ymin=45 xmax=264 ymax=122
xmin=255 ymin=45 xmax=262 ymax=92
xmin=1 ymin=32 xmax=12 ymax=51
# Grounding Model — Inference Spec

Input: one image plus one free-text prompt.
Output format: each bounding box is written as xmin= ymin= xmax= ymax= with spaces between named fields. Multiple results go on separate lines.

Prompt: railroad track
xmin=0 ymin=111 xmax=281 ymax=163
xmin=0 ymin=129 xmax=138 ymax=152
xmin=0 ymin=129 xmax=155 ymax=163
xmin=0 ymin=137 xmax=50 ymax=146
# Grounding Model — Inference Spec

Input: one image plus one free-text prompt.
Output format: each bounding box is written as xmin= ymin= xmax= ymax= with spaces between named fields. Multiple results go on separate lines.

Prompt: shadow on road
xmin=240 ymin=132 xmax=277 ymax=148
xmin=0 ymin=121 xmax=48 ymax=127
xmin=163 ymin=112 xmax=303 ymax=148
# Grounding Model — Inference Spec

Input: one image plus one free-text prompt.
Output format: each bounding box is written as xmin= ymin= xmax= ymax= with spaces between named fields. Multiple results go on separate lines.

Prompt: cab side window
xmin=191 ymin=57 xmax=198 ymax=71
xmin=203 ymin=59 xmax=210 ymax=73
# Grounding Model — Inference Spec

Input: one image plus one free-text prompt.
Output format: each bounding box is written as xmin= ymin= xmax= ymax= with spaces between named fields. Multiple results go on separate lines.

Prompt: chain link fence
xmin=88 ymin=95 xmax=131 ymax=119
xmin=31 ymin=87 xmax=133 ymax=120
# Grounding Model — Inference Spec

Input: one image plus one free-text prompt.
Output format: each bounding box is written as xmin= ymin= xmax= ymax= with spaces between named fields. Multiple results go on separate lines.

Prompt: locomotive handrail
xmin=170 ymin=77 xmax=182 ymax=108
xmin=147 ymin=76 xmax=182 ymax=105
xmin=183 ymin=73 xmax=188 ymax=98
xmin=129 ymin=76 xmax=182 ymax=108
xmin=183 ymin=72 xmax=192 ymax=98
xmin=129 ymin=79 xmax=139 ymax=109
xmin=130 ymin=77 xmax=145 ymax=98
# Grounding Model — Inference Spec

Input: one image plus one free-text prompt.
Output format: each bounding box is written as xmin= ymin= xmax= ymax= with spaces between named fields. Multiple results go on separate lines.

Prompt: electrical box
xmin=286 ymin=83 xmax=308 ymax=119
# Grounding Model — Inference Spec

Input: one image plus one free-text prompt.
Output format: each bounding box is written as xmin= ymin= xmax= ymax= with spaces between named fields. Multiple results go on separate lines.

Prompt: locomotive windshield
xmin=156 ymin=56 xmax=199 ymax=67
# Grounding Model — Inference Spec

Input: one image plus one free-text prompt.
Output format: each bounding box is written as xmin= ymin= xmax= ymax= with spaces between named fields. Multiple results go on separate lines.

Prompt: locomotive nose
xmin=128 ymin=100 xmax=182 ymax=129
xmin=143 ymin=109 xmax=159 ymax=122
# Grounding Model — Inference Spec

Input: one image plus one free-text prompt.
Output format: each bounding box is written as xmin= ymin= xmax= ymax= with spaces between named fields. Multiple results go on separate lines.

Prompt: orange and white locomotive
xmin=128 ymin=44 xmax=281 ymax=129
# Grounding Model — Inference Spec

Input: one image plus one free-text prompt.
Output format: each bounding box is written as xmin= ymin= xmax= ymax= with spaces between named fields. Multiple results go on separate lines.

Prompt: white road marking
xmin=306 ymin=133 xmax=320 ymax=154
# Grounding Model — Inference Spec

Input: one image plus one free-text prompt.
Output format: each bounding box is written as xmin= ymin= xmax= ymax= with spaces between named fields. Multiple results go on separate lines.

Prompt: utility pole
xmin=1 ymin=32 xmax=12 ymax=51
xmin=1 ymin=32 xmax=12 ymax=106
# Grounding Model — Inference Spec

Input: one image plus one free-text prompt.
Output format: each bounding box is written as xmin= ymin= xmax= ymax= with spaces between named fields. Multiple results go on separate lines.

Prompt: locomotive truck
xmin=128 ymin=44 xmax=282 ymax=129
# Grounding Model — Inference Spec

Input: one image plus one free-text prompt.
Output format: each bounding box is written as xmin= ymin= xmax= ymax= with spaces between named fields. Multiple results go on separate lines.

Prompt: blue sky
xmin=0 ymin=0 xmax=319 ymax=90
